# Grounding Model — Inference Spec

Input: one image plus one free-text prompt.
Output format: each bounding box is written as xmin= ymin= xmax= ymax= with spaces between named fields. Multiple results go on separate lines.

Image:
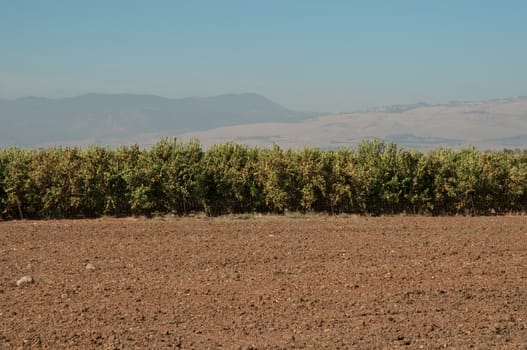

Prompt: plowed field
xmin=1 ymin=216 xmax=526 ymax=349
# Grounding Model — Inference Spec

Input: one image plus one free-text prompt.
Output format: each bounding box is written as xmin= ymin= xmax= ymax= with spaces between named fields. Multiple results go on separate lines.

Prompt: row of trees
xmin=1 ymin=138 xmax=526 ymax=219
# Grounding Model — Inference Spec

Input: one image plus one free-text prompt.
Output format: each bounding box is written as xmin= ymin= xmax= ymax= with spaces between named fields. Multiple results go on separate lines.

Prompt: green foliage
xmin=351 ymin=140 xmax=400 ymax=214
xmin=2 ymin=148 xmax=35 ymax=219
xmin=78 ymin=145 xmax=127 ymax=217
xmin=255 ymin=145 xmax=300 ymax=213
xmin=122 ymin=139 xmax=203 ymax=216
xmin=200 ymin=142 xmax=260 ymax=215
xmin=0 ymin=139 xmax=526 ymax=219
xmin=325 ymin=149 xmax=358 ymax=213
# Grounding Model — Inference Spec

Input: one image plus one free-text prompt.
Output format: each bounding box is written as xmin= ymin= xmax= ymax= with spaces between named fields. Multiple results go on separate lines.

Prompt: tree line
xmin=1 ymin=138 xmax=526 ymax=219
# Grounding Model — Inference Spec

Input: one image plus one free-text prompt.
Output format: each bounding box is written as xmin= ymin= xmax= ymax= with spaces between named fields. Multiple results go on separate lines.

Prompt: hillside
xmin=2 ymin=94 xmax=527 ymax=150
xmin=0 ymin=93 xmax=314 ymax=147
xmin=179 ymin=96 xmax=527 ymax=150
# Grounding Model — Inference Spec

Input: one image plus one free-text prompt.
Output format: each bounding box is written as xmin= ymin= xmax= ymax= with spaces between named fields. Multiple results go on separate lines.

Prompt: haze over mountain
xmin=1 ymin=93 xmax=527 ymax=150
xmin=0 ymin=93 xmax=314 ymax=147
xmin=180 ymin=96 xmax=527 ymax=151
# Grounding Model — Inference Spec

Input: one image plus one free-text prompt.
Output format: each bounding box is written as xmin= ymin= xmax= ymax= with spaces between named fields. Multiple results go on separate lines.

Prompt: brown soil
xmin=1 ymin=216 xmax=527 ymax=349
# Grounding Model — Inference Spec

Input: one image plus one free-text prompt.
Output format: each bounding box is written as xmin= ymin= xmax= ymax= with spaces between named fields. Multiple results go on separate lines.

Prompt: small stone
xmin=86 ymin=263 xmax=96 ymax=271
xmin=16 ymin=275 xmax=34 ymax=287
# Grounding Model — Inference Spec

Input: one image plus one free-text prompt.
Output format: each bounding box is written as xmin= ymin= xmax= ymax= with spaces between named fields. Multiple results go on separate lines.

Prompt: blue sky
xmin=1 ymin=0 xmax=526 ymax=111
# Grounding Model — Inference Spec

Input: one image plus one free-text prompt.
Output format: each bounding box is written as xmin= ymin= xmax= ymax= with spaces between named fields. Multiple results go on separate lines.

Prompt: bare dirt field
xmin=1 ymin=216 xmax=527 ymax=349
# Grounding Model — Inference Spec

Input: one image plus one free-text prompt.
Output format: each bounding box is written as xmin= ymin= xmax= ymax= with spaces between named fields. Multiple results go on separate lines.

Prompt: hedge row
xmin=1 ymin=138 xmax=526 ymax=219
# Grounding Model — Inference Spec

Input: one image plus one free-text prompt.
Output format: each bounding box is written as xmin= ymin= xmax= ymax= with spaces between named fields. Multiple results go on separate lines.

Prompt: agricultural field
xmin=1 ymin=216 xmax=527 ymax=349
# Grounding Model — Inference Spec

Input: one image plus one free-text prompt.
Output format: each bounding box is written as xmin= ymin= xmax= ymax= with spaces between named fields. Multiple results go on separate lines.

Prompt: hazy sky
xmin=1 ymin=0 xmax=526 ymax=111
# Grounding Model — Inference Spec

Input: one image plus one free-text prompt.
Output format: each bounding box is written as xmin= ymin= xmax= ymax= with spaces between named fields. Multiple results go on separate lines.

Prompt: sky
xmin=1 ymin=0 xmax=526 ymax=112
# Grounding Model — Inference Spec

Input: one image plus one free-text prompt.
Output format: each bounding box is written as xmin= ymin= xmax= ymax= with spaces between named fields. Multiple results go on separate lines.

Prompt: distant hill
xmin=2 ymin=93 xmax=527 ymax=150
xmin=0 ymin=93 xmax=315 ymax=147
xmin=179 ymin=96 xmax=527 ymax=151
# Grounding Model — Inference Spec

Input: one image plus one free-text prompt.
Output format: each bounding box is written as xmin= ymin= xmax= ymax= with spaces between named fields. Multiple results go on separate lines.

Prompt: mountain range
xmin=179 ymin=96 xmax=527 ymax=151
xmin=0 ymin=93 xmax=313 ymax=148
xmin=1 ymin=93 xmax=527 ymax=150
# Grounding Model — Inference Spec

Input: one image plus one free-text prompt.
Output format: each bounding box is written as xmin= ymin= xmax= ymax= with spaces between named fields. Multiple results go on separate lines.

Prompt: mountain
xmin=0 ymin=93 xmax=315 ymax=147
xmin=2 ymin=93 xmax=527 ymax=150
xmin=178 ymin=96 xmax=527 ymax=150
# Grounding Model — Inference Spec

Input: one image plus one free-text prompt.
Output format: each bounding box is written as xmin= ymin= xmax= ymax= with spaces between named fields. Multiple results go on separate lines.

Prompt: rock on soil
xmin=85 ymin=263 xmax=96 ymax=271
xmin=16 ymin=276 xmax=34 ymax=287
